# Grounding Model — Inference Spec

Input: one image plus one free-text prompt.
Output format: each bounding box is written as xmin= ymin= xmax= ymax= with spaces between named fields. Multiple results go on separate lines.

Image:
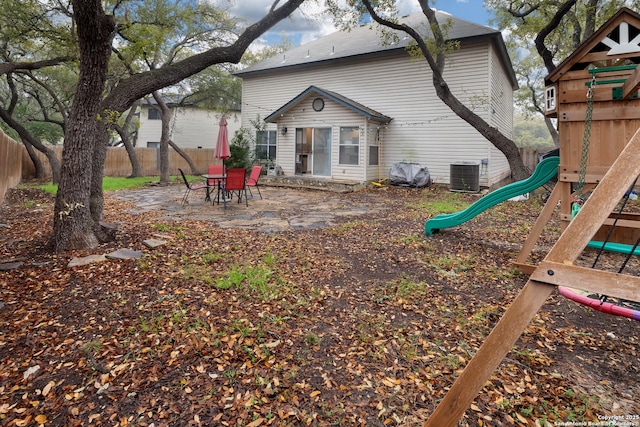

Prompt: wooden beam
xmin=515 ymin=184 xmax=561 ymax=268
xmin=532 ymin=261 xmax=640 ymax=302
xmin=425 ymin=126 xmax=640 ymax=427
xmin=622 ymin=66 xmax=640 ymax=99
xmin=547 ymin=131 xmax=640 ymax=259
xmin=559 ymin=216 xmax=640 ymax=229
xmin=558 ymin=172 xmax=605 ymax=184
xmin=559 ymin=89 xmax=617 ymax=103
xmin=581 ymin=50 xmax=637 ymax=64
xmin=514 ymin=262 xmax=536 ymax=275
xmin=560 ymin=106 xmax=640 ymax=122
xmin=558 ymin=167 xmax=608 ymax=184
xmin=424 ymin=280 xmax=556 ymax=427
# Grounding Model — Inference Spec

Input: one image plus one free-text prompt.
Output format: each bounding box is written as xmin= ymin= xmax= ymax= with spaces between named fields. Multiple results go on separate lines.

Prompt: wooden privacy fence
xmin=22 ymin=146 xmax=221 ymax=179
xmin=518 ymin=147 xmax=542 ymax=172
xmin=22 ymin=146 xmax=541 ymax=179
xmin=0 ymin=129 xmax=24 ymax=204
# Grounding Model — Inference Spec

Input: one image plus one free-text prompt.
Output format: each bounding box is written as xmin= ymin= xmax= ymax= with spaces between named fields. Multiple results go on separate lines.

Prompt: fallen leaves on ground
xmin=0 ymin=185 xmax=638 ymax=426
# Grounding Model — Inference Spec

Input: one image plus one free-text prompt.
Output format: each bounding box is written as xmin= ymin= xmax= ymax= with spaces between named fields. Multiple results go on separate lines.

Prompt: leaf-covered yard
xmin=1 ymin=185 xmax=638 ymax=426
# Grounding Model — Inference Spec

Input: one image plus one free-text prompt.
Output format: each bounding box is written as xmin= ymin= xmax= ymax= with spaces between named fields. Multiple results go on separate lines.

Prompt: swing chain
xmin=575 ymin=73 xmax=596 ymax=199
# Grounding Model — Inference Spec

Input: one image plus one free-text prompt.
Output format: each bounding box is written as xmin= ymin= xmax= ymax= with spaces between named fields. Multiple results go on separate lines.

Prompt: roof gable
xmin=237 ymin=10 xmax=515 ymax=87
xmin=547 ymin=8 xmax=640 ymax=83
xmin=264 ymin=86 xmax=392 ymax=124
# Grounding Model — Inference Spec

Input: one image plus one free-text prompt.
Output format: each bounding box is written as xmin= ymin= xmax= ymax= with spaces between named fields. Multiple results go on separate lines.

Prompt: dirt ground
xmin=0 ymin=184 xmax=638 ymax=426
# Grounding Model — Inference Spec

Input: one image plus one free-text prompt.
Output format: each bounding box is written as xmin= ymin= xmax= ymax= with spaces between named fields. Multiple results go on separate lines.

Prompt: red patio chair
xmin=246 ymin=165 xmax=263 ymax=199
xmin=178 ymin=168 xmax=209 ymax=206
xmin=207 ymin=164 xmax=225 ymax=186
xmin=221 ymin=168 xmax=248 ymax=208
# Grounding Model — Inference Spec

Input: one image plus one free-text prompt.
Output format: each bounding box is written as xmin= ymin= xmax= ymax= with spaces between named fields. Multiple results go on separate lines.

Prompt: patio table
xmin=201 ymin=174 xmax=226 ymax=204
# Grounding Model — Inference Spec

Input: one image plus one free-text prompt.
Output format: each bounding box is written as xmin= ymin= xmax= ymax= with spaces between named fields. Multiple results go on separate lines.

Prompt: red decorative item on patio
xmin=207 ymin=164 xmax=225 ymax=186
xmin=221 ymin=168 xmax=248 ymax=208
xmin=214 ymin=116 xmax=231 ymax=165
xmin=246 ymin=165 xmax=263 ymax=199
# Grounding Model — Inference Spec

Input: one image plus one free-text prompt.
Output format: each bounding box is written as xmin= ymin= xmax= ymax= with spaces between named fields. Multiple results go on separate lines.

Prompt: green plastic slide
xmin=424 ymin=156 xmax=559 ymax=236
xmin=587 ymin=240 xmax=640 ymax=256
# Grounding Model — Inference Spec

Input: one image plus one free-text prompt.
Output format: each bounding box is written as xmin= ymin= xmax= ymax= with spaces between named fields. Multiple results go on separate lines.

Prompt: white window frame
xmin=339 ymin=126 xmax=359 ymax=165
xmin=255 ymin=130 xmax=277 ymax=161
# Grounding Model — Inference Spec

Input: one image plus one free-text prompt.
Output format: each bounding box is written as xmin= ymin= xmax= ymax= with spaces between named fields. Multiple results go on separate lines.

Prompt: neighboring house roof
xmin=236 ymin=9 xmax=517 ymax=88
xmin=143 ymin=94 xmax=189 ymax=107
xmin=142 ymin=94 xmax=241 ymax=112
xmin=264 ymin=86 xmax=393 ymax=124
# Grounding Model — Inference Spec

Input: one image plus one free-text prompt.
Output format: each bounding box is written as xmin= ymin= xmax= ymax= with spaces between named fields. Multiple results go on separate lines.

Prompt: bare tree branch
xmin=102 ymin=0 xmax=305 ymax=113
xmin=534 ymin=0 xmax=577 ymax=72
xmin=0 ymin=57 xmax=74 ymax=75
xmin=362 ymin=0 xmax=528 ymax=180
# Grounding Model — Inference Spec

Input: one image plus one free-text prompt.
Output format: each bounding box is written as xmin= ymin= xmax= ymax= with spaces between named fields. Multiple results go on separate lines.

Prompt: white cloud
xmin=224 ymin=0 xmax=422 ymax=47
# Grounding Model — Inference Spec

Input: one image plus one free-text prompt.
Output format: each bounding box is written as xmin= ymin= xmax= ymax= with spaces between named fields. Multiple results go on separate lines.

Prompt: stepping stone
xmin=143 ymin=238 xmax=166 ymax=248
xmin=0 ymin=261 xmax=24 ymax=271
xmin=68 ymin=254 xmax=107 ymax=267
xmin=106 ymin=248 xmax=143 ymax=260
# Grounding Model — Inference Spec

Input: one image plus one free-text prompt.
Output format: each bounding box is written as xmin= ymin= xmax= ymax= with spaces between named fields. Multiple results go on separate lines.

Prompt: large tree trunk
xmin=169 ymin=140 xmax=199 ymax=174
xmin=115 ymin=125 xmax=143 ymax=177
xmin=365 ymin=0 xmax=529 ymax=181
xmin=115 ymin=101 xmax=143 ymax=177
xmin=544 ymin=117 xmax=559 ymax=146
xmin=152 ymin=92 xmax=171 ymax=184
xmin=89 ymin=123 xmax=110 ymax=230
xmin=23 ymin=140 xmax=45 ymax=179
xmin=151 ymin=94 xmax=199 ymax=174
xmin=52 ymin=0 xmax=115 ymax=252
xmin=51 ymin=0 xmax=304 ymax=251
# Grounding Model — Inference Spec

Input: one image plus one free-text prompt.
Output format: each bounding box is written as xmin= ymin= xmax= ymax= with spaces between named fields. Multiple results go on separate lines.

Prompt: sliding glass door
xmin=312 ymin=128 xmax=332 ymax=176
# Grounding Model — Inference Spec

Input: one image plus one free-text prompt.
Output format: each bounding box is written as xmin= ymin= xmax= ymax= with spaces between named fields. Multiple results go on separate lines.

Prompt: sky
xmin=226 ymin=0 xmax=494 ymax=49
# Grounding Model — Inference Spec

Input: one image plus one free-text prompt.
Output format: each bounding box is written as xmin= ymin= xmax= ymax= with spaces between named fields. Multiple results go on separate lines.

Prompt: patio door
xmin=312 ymin=128 xmax=332 ymax=177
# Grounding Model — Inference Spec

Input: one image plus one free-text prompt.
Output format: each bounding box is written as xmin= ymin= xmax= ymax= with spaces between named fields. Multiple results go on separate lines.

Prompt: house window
xmin=545 ymin=86 xmax=556 ymax=112
xmin=369 ymin=127 xmax=379 ymax=166
xmin=256 ymin=130 xmax=277 ymax=160
xmin=369 ymin=146 xmax=379 ymax=165
xmin=339 ymin=127 xmax=359 ymax=165
xmin=147 ymin=141 xmax=160 ymax=148
xmin=148 ymin=108 xmax=161 ymax=120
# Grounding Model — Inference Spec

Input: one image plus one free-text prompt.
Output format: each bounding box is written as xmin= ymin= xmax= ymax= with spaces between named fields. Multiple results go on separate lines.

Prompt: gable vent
xmin=450 ymin=162 xmax=480 ymax=193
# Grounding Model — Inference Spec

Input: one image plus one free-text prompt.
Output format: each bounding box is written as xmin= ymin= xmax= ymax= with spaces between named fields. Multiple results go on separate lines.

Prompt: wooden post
xmin=514 ymin=183 xmax=561 ymax=274
xmin=425 ymin=127 xmax=640 ymax=427
xmin=622 ymin=66 xmax=640 ymax=99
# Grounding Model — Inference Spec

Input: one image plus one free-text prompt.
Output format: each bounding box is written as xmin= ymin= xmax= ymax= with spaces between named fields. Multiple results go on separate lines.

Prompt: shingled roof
xmin=236 ymin=9 xmax=517 ymax=88
xmin=264 ymin=86 xmax=393 ymax=123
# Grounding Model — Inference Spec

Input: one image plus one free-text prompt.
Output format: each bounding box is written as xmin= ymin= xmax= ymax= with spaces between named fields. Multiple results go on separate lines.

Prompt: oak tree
xmin=52 ymin=0 xmax=306 ymax=251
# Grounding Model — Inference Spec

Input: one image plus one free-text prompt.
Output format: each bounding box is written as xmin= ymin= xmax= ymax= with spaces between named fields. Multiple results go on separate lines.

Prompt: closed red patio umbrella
xmin=212 ymin=116 xmax=232 ymax=204
xmin=215 ymin=116 xmax=231 ymax=166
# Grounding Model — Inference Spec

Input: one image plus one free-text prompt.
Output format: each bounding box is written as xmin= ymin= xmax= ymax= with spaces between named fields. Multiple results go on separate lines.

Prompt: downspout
xmin=377 ymin=126 xmax=382 ymax=182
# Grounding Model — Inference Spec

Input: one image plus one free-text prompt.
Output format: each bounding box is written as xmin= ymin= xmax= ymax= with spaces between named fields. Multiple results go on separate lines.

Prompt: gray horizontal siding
xmin=241 ymin=41 xmax=512 ymax=185
xmin=138 ymin=107 xmax=241 ymax=150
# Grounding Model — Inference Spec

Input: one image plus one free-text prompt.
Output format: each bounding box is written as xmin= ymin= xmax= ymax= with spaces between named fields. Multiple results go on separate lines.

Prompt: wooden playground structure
xmin=425 ymin=8 xmax=640 ymax=426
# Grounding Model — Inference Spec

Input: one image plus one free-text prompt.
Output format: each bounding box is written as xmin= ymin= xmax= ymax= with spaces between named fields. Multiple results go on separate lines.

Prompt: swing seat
xmin=558 ymin=286 xmax=640 ymax=321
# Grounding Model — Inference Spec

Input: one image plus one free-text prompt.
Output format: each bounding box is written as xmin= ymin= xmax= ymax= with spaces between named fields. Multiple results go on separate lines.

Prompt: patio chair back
xmin=246 ymin=165 xmax=263 ymax=199
xmin=178 ymin=168 xmax=207 ymax=206
xmin=223 ymin=168 xmax=248 ymax=207
xmin=207 ymin=164 xmax=225 ymax=186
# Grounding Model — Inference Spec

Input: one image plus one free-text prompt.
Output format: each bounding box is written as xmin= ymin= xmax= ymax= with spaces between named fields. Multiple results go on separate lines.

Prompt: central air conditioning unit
xmin=450 ymin=162 xmax=480 ymax=193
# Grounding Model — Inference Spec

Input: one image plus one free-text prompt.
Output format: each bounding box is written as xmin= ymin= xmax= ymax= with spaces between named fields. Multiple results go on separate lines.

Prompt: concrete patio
xmin=111 ymin=183 xmax=385 ymax=233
